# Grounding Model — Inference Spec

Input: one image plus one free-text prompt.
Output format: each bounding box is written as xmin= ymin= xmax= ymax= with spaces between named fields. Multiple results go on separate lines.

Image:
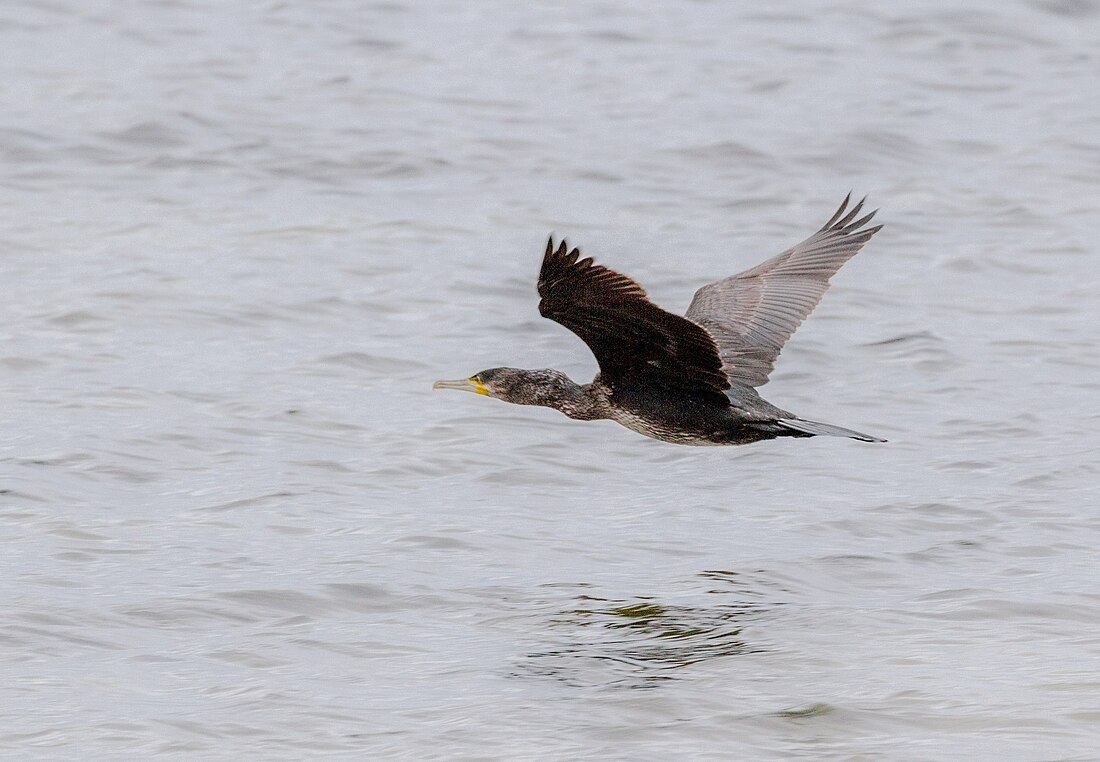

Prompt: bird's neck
xmin=558 ymin=383 xmax=608 ymax=420
xmin=517 ymin=373 xmax=608 ymax=420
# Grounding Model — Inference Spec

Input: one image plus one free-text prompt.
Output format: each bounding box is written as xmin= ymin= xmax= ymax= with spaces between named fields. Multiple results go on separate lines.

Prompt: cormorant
xmin=434 ymin=195 xmax=885 ymax=445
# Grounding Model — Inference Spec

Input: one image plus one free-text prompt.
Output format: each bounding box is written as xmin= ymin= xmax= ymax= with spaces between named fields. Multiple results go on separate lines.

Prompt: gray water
xmin=3 ymin=1 xmax=1100 ymax=758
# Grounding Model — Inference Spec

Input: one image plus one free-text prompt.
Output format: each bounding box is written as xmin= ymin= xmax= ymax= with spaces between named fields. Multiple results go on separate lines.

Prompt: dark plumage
xmin=434 ymin=195 xmax=885 ymax=445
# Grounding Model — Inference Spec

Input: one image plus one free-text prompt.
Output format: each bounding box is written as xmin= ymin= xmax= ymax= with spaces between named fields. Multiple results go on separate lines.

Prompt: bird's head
xmin=433 ymin=367 xmax=575 ymax=406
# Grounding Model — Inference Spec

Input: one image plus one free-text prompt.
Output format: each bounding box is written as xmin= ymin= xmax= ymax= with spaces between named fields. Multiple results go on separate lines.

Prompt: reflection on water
xmin=774 ymin=702 xmax=835 ymax=719
xmin=519 ymin=571 xmax=780 ymax=689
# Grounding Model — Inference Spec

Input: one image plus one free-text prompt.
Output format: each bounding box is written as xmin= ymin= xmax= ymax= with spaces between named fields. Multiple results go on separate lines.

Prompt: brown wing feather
xmin=684 ymin=194 xmax=882 ymax=387
xmin=538 ymin=238 xmax=729 ymax=396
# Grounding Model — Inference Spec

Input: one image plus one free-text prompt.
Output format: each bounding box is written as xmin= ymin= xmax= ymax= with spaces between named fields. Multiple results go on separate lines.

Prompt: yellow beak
xmin=432 ymin=377 xmax=490 ymax=395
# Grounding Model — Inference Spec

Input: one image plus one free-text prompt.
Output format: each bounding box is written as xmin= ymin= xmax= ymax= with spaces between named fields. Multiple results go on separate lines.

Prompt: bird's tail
xmin=777 ymin=418 xmax=886 ymax=443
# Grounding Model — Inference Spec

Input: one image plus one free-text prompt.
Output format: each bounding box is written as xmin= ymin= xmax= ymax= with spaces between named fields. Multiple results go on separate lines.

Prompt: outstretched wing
xmin=684 ymin=194 xmax=882 ymax=387
xmin=538 ymin=238 xmax=730 ymax=397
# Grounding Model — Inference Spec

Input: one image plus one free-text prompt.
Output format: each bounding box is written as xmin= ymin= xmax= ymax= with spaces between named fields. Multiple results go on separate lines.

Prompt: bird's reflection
xmin=518 ymin=569 xmax=783 ymax=689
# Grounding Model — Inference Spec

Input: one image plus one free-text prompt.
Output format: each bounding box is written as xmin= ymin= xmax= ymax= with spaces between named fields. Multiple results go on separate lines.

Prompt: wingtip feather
xmin=822 ymin=192 xmax=852 ymax=229
xmin=835 ymin=196 xmax=867 ymax=229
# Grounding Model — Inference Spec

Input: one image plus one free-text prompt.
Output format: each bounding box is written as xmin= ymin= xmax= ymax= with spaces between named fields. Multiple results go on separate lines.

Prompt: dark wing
xmin=684 ymin=194 xmax=882 ymax=387
xmin=538 ymin=238 xmax=730 ymax=396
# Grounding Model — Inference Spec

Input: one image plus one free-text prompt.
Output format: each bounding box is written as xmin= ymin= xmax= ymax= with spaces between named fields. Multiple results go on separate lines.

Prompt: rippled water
xmin=4 ymin=0 xmax=1100 ymax=758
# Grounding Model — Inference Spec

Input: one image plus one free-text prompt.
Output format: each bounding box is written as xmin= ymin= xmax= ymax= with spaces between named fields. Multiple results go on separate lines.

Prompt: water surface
xmin=3 ymin=0 xmax=1100 ymax=758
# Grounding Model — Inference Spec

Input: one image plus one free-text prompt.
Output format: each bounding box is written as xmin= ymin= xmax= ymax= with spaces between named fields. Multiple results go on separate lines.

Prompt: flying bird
xmin=434 ymin=195 xmax=885 ymax=445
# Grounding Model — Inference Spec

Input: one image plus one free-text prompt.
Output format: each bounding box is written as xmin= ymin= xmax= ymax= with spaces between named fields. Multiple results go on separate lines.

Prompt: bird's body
xmin=472 ymin=369 xmax=813 ymax=445
xmin=434 ymin=195 xmax=886 ymax=446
